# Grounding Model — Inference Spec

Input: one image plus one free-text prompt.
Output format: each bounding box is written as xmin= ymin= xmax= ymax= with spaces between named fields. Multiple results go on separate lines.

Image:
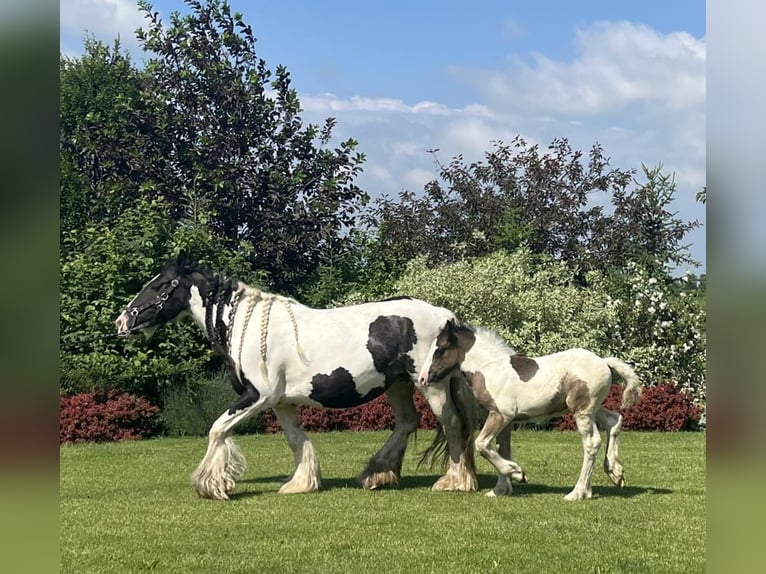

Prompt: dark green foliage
xmin=59 ymin=197 xmax=262 ymax=403
xmin=134 ymin=0 xmax=368 ymax=292
xmin=60 ymin=38 xmax=146 ymax=236
xmin=61 ymin=0 xmax=368 ymax=292
xmin=162 ymin=372 xmax=262 ymax=436
xmin=369 ymin=138 xmax=700 ymax=278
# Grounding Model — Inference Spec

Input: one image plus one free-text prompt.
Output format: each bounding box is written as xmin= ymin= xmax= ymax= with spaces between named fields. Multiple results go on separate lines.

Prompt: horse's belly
xmin=286 ymin=365 xmax=388 ymax=409
xmin=498 ymin=384 xmax=566 ymax=422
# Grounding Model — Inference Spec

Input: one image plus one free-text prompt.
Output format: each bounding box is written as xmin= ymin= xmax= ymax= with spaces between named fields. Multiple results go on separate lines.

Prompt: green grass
xmin=60 ymin=430 xmax=705 ymax=574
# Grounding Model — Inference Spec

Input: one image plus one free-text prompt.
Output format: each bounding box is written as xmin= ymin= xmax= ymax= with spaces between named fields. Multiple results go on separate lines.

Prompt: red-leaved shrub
xmin=255 ymin=391 xmax=440 ymax=434
xmin=554 ymin=381 xmax=701 ymax=431
xmin=60 ymin=390 xmax=163 ymax=443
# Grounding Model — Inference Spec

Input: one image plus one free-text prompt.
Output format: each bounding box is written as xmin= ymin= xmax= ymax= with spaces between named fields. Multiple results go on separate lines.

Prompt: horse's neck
xmin=463 ymin=334 xmax=514 ymax=375
xmin=187 ymin=275 xmax=241 ymax=340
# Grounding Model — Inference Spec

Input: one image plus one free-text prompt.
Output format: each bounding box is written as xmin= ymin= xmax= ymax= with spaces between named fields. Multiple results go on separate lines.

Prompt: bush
xmin=382 ymin=250 xmax=618 ymax=357
xmin=60 ymin=390 xmax=163 ymax=443
xmin=554 ymin=381 xmax=702 ymax=432
xmin=162 ymin=373 xmax=263 ymax=437
xmin=604 ymin=263 xmax=706 ymax=402
xmin=247 ymin=391 xmax=439 ymax=434
xmin=60 ymin=197 xmax=264 ymax=403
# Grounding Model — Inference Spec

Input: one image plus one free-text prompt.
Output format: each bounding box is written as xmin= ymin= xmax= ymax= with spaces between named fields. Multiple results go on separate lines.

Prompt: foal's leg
xmin=596 ymin=408 xmax=626 ymax=487
xmin=488 ymin=425 xmax=515 ymax=497
xmin=420 ymin=378 xmax=478 ymax=492
xmin=476 ymin=412 xmax=526 ymax=497
xmin=564 ymin=412 xmax=602 ymax=501
xmin=359 ymin=380 xmax=419 ymax=490
xmin=274 ymin=404 xmax=321 ymax=494
xmin=191 ymin=398 xmax=268 ymax=501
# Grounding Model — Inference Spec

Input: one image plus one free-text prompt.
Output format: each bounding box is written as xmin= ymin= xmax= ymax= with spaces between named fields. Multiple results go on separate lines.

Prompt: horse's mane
xmin=470 ymin=325 xmax=517 ymax=355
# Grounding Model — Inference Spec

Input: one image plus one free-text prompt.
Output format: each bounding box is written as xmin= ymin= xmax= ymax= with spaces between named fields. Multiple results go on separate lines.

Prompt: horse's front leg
xmin=488 ymin=425 xmax=516 ymax=497
xmin=419 ymin=377 xmax=478 ymax=492
xmin=359 ymin=380 xmax=418 ymax=490
xmin=274 ymin=403 xmax=321 ymax=494
xmin=476 ymin=412 xmax=526 ymax=496
xmin=191 ymin=391 xmax=267 ymax=501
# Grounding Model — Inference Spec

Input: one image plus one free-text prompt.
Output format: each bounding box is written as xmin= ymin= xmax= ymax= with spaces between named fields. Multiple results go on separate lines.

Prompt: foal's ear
xmin=453 ymin=324 xmax=476 ymax=353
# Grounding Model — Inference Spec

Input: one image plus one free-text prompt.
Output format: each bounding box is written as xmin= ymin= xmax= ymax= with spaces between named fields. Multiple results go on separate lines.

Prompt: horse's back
xmin=544 ymin=348 xmax=612 ymax=386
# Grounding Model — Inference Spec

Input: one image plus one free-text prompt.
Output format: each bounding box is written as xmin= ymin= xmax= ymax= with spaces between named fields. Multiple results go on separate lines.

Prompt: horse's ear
xmin=175 ymin=250 xmax=198 ymax=273
xmin=454 ymin=324 xmax=476 ymax=353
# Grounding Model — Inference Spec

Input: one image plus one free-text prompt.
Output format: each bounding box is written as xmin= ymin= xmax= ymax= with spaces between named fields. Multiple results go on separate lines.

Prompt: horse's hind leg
xmin=565 ymin=413 xmax=602 ymax=501
xmin=192 ymin=397 xmax=267 ymax=501
xmin=359 ymin=380 xmax=418 ymax=490
xmin=274 ymin=404 xmax=321 ymax=494
xmin=596 ymin=408 xmax=625 ymax=487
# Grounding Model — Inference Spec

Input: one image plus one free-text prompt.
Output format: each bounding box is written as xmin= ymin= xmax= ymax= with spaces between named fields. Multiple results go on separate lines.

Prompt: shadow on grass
xmin=234 ymin=473 xmax=672 ymax=499
xmin=508 ymin=483 xmax=673 ymax=498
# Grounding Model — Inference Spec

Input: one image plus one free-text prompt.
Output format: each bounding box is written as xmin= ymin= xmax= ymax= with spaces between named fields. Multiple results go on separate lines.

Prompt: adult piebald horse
xmin=115 ymin=253 xmax=477 ymax=500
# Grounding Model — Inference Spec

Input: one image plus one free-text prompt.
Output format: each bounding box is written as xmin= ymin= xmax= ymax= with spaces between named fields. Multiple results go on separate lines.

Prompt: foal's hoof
xmin=607 ymin=471 xmax=625 ymax=487
xmin=520 ymin=472 xmax=528 ymax=484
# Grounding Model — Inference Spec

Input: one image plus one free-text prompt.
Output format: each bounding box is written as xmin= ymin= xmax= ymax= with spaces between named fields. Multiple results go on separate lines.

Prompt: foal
xmin=419 ymin=320 xmax=643 ymax=500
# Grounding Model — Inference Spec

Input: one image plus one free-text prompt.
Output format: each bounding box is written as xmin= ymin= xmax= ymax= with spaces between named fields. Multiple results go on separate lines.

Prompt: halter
xmin=127 ymin=278 xmax=181 ymax=318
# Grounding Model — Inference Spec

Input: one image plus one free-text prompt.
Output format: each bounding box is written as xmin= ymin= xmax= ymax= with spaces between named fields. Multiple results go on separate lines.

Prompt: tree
xmin=368 ymin=137 xmax=633 ymax=271
xmin=368 ymin=137 xmax=700 ymax=279
xmin=593 ymin=163 xmax=701 ymax=276
xmin=60 ymin=38 xmax=147 ymax=238
xmin=60 ymin=0 xmax=368 ymax=292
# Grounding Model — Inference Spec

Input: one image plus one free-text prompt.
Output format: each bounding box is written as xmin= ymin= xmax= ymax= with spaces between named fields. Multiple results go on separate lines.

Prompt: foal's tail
xmin=604 ymin=357 xmax=643 ymax=409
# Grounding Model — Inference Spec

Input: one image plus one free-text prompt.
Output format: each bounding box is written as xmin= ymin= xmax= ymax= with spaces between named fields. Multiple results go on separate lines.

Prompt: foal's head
xmin=418 ymin=319 xmax=476 ymax=386
xmin=115 ymin=252 xmax=201 ymax=337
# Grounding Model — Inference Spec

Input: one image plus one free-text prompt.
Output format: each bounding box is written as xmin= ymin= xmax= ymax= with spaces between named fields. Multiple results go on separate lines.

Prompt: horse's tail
xmin=604 ymin=357 xmax=643 ymax=409
xmin=417 ymin=375 xmax=481 ymax=472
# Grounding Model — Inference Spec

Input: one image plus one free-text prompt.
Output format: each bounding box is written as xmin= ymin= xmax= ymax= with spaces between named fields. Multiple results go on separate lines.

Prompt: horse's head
xmin=115 ymin=251 xmax=200 ymax=337
xmin=418 ymin=319 xmax=476 ymax=386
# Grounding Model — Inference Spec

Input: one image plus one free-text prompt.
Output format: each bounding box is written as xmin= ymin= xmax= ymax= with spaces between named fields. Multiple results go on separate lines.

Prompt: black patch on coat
xmin=366 ymin=315 xmax=418 ymax=380
xmin=380 ymin=295 xmax=413 ymax=301
xmin=309 ymin=367 xmax=383 ymax=408
xmin=510 ymin=355 xmax=539 ymax=382
xmin=227 ymin=377 xmax=261 ymax=415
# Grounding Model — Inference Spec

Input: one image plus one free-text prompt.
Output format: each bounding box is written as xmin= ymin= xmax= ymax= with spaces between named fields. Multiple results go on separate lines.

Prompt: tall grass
xmin=60 ymin=430 xmax=705 ymax=573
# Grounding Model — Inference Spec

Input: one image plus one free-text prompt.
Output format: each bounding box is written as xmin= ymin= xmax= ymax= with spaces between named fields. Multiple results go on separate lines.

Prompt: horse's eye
xmin=434 ymin=348 xmax=445 ymax=358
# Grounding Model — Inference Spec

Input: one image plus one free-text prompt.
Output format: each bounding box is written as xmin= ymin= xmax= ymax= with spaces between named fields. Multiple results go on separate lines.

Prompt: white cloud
xmin=403 ymin=168 xmax=437 ymax=192
xmin=457 ymin=21 xmax=705 ymax=117
xmin=301 ymin=21 xmax=705 ymax=268
xmin=60 ymin=0 xmax=147 ymax=54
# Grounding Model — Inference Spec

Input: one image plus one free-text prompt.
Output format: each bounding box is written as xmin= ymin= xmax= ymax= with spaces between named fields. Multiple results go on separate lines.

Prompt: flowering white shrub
xmin=605 ymin=262 xmax=706 ymax=402
xmin=391 ymin=250 xmax=617 ymax=357
xmin=354 ymin=251 xmax=707 ymax=405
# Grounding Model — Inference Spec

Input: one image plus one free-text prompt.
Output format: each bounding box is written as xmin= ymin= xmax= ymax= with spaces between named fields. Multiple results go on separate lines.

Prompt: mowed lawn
xmin=60 ymin=430 xmax=705 ymax=574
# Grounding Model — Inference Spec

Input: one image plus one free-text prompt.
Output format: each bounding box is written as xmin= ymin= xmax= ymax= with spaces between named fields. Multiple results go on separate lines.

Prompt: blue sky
xmin=60 ymin=1 xmax=706 ymax=272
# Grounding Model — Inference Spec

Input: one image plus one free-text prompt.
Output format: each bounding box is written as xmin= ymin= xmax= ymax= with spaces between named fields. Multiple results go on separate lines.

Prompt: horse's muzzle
xmin=115 ymin=311 xmax=132 ymax=336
